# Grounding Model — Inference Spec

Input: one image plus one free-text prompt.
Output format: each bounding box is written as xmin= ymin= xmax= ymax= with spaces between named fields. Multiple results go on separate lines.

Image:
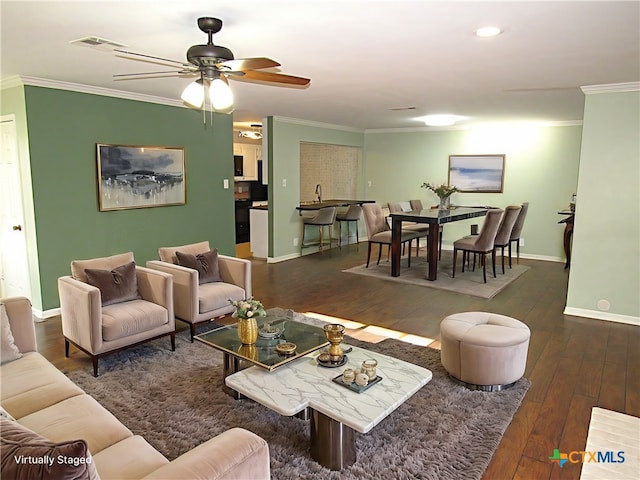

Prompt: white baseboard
xmin=439 ymin=243 xmax=563 ymax=263
xmin=33 ymin=306 xmax=60 ymax=320
xmin=267 ymin=252 xmax=301 ymax=263
xmin=563 ymin=307 xmax=640 ymax=326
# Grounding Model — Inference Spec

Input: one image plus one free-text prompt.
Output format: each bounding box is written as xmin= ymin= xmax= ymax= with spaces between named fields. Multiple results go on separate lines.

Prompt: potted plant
xmin=229 ymin=297 xmax=266 ymax=344
xmin=421 ymin=182 xmax=459 ymax=210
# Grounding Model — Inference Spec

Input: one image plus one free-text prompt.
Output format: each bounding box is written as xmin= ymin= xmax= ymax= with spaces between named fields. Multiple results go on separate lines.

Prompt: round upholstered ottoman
xmin=440 ymin=312 xmax=530 ymax=391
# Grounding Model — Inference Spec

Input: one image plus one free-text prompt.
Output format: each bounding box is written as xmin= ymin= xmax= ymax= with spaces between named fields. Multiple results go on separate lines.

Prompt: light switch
xmin=223 ymin=179 xmax=229 ymax=189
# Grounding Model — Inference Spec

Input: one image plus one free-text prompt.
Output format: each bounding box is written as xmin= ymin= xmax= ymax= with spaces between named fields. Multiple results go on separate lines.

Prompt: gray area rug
xmin=343 ymin=250 xmax=530 ymax=299
xmin=65 ymin=311 xmax=529 ymax=480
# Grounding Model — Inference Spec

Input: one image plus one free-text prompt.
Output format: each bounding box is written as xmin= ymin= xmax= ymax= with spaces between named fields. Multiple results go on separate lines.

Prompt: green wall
xmin=364 ymin=125 xmax=583 ymax=259
xmin=269 ymin=117 xmax=365 ymax=258
xmin=566 ymin=90 xmax=640 ymax=321
xmin=8 ymin=86 xmax=235 ymax=311
xmin=267 ymin=119 xmax=582 ymax=262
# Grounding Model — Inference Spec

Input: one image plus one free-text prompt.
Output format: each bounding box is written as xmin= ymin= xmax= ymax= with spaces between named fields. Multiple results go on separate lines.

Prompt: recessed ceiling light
xmin=475 ymin=26 xmax=502 ymax=38
xmin=416 ymin=114 xmax=468 ymax=127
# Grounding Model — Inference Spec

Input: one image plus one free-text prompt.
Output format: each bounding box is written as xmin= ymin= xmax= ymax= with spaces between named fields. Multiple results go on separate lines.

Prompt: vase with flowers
xmin=229 ymin=297 xmax=266 ymax=344
xmin=421 ymin=182 xmax=459 ymax=211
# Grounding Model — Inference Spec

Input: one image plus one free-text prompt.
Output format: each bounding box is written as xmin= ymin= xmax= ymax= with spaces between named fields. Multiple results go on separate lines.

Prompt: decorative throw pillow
xmin=85 ymin=261 xmax=141 ymax=306
xmin=176 ymin=248 xmax=223 ymax=284
xmin=1 ymin=303 xmax=22 ymax=364
xmin=0 ymin=417 xmax=100 ymax=480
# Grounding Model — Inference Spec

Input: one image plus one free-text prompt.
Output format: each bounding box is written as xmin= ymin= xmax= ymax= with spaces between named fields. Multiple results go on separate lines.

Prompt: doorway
xmin=0 ymin=115 xmax=31 ymax=299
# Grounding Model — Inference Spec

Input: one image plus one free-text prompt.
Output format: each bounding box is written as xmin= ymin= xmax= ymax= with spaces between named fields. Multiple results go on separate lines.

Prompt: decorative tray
xmin=274 ymin=342 xmax=296 ymax=355
xmin=316 ymin=353 xmax=348 ymax=368
xmin=258 ymin=327 xmax=282 ymax=339
xmin=332 ymin=374 xmax=382 ymax=393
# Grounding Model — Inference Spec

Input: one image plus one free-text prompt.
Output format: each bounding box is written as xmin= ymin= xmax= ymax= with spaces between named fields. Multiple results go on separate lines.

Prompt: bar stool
xmin=336 ymin=204 xmax=362 ymax=248
xmin=301 ymin=207 xmax=337 ymax=254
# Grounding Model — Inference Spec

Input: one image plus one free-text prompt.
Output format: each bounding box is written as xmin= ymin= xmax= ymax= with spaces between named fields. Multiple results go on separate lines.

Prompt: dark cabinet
xmin=235 ymin=200 xmax=251 ymax=244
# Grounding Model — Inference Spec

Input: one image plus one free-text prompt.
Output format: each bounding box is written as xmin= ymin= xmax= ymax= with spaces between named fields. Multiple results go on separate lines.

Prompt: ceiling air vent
xmin=70 ymin=36 xmax=127 ymax=52
xmin=390 ymin=106 xmax=417 ymax=111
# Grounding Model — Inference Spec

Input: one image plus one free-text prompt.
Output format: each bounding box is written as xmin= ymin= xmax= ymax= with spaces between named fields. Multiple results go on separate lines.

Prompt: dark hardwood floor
xmin=35 ymin=245 xmax=639 ymax=480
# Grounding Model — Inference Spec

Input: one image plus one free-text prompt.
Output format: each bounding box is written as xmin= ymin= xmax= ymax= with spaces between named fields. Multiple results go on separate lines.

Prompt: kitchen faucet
xmin=315 ymin=184 xmax=322 ymax=203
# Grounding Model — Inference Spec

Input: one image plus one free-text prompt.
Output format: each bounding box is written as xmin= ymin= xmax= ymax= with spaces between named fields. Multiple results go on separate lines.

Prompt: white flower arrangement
xmin=229 ymin=297 xmax=267 ymax=320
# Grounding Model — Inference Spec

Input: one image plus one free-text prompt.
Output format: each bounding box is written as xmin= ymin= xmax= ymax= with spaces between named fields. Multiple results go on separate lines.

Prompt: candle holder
xmin=323 ymin=323 xmax=345 ymax=362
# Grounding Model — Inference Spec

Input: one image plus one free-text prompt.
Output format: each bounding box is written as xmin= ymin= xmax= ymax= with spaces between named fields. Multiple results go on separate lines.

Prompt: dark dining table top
xmin=390 ymin=206 xmax=490 ymax=225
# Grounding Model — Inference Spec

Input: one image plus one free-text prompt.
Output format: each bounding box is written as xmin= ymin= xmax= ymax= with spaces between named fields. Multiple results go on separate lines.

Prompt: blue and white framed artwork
xmin=97 ymin=144 xmax=185 ymax=211
xmin=448 ymin=154 xmax=505 ymax=193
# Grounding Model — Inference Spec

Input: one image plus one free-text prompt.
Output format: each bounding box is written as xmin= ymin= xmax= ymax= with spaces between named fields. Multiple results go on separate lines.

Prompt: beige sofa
xmin=0 ymin=297 xmax=270 ymax=479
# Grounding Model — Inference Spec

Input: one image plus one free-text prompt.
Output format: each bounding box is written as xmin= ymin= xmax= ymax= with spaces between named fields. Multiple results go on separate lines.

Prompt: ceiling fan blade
xmin=218 ymin=57 xmax=281 ymax=72
xmin=115 ymin=49 xmax=190 ymax=67
xmin=230 ymin=70 xmax=310 ymax=86
xmin=113 ymin=71 xmax=187 ymax=78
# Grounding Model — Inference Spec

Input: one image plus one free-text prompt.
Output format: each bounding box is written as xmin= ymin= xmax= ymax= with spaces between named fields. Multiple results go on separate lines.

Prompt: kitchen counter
xmin=250 ymin=208 xmax=268 ymax=258
xmin=296 ymin=199 xmax=374 ymax=213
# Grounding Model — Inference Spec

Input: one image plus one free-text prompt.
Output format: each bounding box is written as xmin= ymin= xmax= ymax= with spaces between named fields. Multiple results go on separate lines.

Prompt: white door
xmin=0 ymin=116 xmax=31 ymax=299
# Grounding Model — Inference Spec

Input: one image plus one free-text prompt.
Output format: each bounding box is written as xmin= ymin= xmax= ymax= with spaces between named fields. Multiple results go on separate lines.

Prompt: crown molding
xmin=581 ymin=81 xmax=640 ymax=94
xmin=366 ymin=119 xmax=582 ymax=134
xmin=1 ymin=75 xmax=185 ymax=108
xmin=272 ymin=116 xmax=364 ymax=133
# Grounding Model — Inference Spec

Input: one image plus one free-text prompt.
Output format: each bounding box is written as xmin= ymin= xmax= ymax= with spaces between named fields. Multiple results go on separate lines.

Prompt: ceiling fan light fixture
xmin=209 ymin=77 xmax=234 ymax=113
xmin=181 ymin=79 xmax=205 ymax=108
xmin=239 ymin=124 xmax=263 ymax=139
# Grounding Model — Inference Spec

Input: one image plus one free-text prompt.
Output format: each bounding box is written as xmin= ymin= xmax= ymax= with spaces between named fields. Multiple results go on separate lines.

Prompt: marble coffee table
xmin=225 ymin=345 xmax=432 ymax=470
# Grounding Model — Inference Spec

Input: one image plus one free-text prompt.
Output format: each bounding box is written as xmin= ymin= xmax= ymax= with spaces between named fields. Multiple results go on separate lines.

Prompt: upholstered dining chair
xmin=301 ymin=206 xmax=337 ymax=254
xmin=452 ymin=209 xmax=505 ymax=283
xmin=508 ymin=202 xmax=529 ymax=266
xmin=147 ymin=241 xmax=251 ymax=341
xmin=362 ymin=203 xmax=421 ymax=268
xmin=410 ymin=199 xmax=444 ymax=259
xmin=388 ymin=202 xmax=429 ymax=257
xmin=58 ymin=252 xmax=175 ymax=376
xmin=336 ymin=204 xmax=363 ymax=248
xmin=493 ymin=205 xmax=522 ymax=274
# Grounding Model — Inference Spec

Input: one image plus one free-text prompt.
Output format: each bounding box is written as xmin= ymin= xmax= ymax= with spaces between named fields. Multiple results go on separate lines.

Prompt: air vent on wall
xmin=70 ymin=36 xmax=128 ymax=51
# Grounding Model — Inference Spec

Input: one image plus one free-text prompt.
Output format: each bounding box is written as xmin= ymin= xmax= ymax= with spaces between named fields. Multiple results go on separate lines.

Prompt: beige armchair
xmin=58 ymin=252 xmax=175 ymax=376
xmin=146 ymin=241 xmax=251 ymax=341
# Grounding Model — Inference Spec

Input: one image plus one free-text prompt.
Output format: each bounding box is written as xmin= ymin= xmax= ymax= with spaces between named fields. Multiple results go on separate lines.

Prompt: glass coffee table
xmin=195 ymin=310 xmax=329 ymax=397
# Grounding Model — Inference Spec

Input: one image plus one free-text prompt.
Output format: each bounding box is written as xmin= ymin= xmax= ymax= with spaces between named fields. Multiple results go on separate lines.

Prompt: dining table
xmin=390 ymin=206 xmax=489 ymax=281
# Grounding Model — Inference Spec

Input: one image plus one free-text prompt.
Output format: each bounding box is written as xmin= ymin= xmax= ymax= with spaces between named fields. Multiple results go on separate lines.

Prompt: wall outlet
xmin=367 ymin=180 xmax=372 ymax=187
xmin=519 ymin=237 xmax=525 ymax=247
xmin=293 ymin=237 xmax=299 ymax=246
xmin=282 ymin=178 xmax=287 ymax=188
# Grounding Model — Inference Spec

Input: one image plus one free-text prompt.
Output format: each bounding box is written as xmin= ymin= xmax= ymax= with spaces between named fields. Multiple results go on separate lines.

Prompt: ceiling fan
xmin=114 ymin=17 xmax=310 ymax=113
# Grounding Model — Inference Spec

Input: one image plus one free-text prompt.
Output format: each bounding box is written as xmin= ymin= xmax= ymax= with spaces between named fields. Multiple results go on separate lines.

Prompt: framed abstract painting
xmin=96 ymin=144 xmax=185 ymax=211
xmin=448 ymin=154 xmax=505 ymax=193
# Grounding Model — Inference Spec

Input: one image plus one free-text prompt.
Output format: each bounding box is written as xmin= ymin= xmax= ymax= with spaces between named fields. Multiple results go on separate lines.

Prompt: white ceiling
xmin=1 ymin=1 xmax=639 ymax=131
